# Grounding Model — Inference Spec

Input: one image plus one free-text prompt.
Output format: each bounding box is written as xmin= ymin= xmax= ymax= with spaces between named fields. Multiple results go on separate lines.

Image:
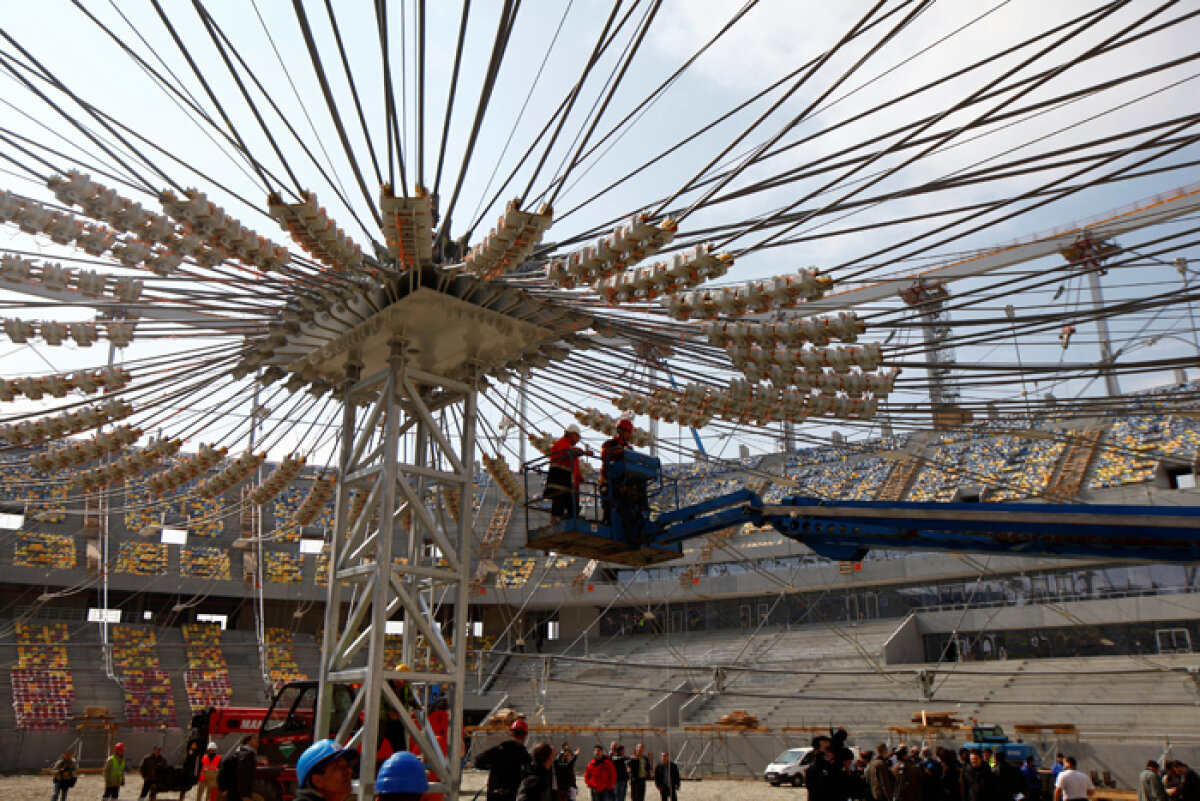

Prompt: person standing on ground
xmin=517 ymin=742 xmax=557 ymax=801
xmin=921 ymin=751 xmax=944 ymax=801
xmin=585 ymin=745 xmax=617 ymax=801
xmin=994 ymin=751 xmax=1026 ymax=801
xmin=1053 ymin=757 xmax=1095 ymax=801
xmin=807 ymin=736 xmax=839 ymax=801
xmin=1141 ymin=761 xmax=1170 ymax=801
xmin=628 ymin=744 xmax=652 ymax=801
xmin=961 ymin=750 xmax=999 ymax=801
xmin=842 ymin=748 xmax=869 ymax=801
xmin=892 ymin=747 xmax=924 ymax=801
xmin=50 ymin=748 xmax=76 ymax=801
xmin=939 ymin=748 xmax=962 ymax=801
xmin=554 ymin=744 xmax=580 ymax=801
xmin=867 ymin=745 xmax=896 ymax=801
xmin=103 ymin=743 xmax=126 ymax=800
xmin=652 ymin=753 xmax=680 ymax=801
xmin=1163 ymin=762 xmax=1182 ymax=797
xmin=224 ymin=734 xmax=260 ymax=801
xmin=195 ymin=742 xmax=220 ymax=801
xmin=139 ymin=744 xmax=168 ymax=800
xmin=547 ymin=424 xmax=588 ymax=521
xmin=476 ymin=720 xmax=533 ymax=801
xmin=1172 ymin=762 xmax=1200 ymax=801
xmin=1021 ymin=756 xmax=1042 ymax=801
xmin=610 ymin=744 xmax=630 ymax=801
xmin=1051 ymin=756 xmax=1066 ymax=781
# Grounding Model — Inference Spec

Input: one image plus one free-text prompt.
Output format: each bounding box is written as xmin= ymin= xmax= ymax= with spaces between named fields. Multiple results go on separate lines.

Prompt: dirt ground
xmin=0 ymin=771 xmax=806 ymax=800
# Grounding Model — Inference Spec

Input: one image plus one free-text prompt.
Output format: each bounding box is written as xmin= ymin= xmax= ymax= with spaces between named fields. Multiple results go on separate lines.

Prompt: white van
xmin=763 ymin=747 xmax=814 ymax=787
xmin=763 ymin=746 xmax=862 ymax=787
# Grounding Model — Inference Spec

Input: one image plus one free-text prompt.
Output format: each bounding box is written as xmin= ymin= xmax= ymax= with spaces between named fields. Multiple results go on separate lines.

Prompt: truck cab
xmin=962 ymin=724 xmax=1038 ymax=766
xmin=254 ymin=681 xmax=320 ymax=799
xmin=190 ymin=680 xmax=356 ymax=801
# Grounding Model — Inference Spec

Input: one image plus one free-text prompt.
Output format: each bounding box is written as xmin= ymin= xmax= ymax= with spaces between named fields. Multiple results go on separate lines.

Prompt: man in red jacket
xmin=547 ymin=424 xmax=588 ymax=521
xmin=585 ymin=745 xmax=617 ymax=801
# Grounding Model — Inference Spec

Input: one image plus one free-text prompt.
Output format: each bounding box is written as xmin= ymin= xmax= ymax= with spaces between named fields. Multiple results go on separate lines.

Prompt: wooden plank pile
xmin=888 ymin=710 xmax=969 ymax=736
xmin=478 ymin=707 xmax=526 ymax=731
xmin=911 ymin=711 xmax=963 ymax=728
xmin=715 ymin=710 xmax=761 ymax=729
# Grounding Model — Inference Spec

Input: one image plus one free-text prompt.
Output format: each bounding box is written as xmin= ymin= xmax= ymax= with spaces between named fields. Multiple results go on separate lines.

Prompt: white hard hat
xmin=566 ymin=424 xmax=582 ymax=435
xmin=207 ymin=742 xmax=218 ymax=751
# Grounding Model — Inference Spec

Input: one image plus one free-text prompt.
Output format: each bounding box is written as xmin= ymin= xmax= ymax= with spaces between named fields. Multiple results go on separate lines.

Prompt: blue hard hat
xmin=296 ymin=739 xmax=357 ymax=789
xmin=376 ymin=752 xmax=429 ymax=795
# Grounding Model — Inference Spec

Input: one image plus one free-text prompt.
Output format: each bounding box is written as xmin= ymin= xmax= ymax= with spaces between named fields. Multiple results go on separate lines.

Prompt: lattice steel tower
xmin=900 ymin=279 xmax=965 ymax=427
xmin=248 ymin=265 xmax=588 ymax=799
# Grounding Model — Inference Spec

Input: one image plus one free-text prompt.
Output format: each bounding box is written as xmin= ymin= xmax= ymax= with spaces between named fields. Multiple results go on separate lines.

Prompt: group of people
xmin=545 ymin=420 xmax=640 ymax=525
xmin=85 ymin=729 xmax=426 ymax=801
xmin=40 ymin=724 xmax=1200 ymax=801
xmin=854 ymin=742 xmax=1046 ymax=801
xmin=77 ymin=736 xmax=249 ymax=801
xmin=1139 ymin=758 xmax=1200 ymax=801
xmin=96 ymin=743 xmax=173 ymax=801
xmin=806 ymin=737 xmax=1199 ymax=801
xmin=815 ymin=740 xmax=1047 ymax=801
xmin=474 ymin=719 xmax=682 ymax=801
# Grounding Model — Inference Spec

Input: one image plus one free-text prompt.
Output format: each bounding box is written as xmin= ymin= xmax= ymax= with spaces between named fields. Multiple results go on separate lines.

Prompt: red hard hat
xmin=511 ymin=720 xmax=529 ymax=734
xmin=114 ymin=743 xmax=125 ymax=752
xmin=617 ymin=419 xmax=633 ymax=432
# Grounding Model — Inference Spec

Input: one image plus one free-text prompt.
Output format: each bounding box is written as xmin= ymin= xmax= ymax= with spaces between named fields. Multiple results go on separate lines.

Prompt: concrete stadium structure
xmin=4 ymin=382 xmax=1200 ymax=784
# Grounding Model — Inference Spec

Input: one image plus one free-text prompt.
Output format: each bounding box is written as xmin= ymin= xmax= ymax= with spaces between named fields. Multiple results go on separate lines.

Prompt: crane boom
xmin=799 ymin=182 xmax=1200 ymax=312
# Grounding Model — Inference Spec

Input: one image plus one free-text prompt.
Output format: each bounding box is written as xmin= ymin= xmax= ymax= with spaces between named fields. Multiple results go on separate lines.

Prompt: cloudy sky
xmin=1 ymin=0 xmax=1198 ymax=462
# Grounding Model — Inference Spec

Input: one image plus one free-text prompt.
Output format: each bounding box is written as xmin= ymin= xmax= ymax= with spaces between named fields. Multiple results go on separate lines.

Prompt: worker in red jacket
xmin=547 ymin=423 xmax=588 ymax=521
xmin=585 ymin=745 xmax=618 ymax=801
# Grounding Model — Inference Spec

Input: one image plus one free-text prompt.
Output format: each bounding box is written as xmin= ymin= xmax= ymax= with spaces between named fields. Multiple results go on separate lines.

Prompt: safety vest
xmin=104 ymin=755 xmax=125 ymax=787
xmin=200 ymin=753 xmax=220 ymax=780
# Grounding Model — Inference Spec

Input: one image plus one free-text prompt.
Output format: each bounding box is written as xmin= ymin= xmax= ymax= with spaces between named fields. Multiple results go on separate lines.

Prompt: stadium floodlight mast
xmin=242 ymin=253 xmax=590 ymax=798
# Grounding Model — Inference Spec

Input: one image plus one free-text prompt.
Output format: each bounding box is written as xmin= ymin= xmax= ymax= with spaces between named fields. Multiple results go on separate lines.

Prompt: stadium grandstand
xmin=5 ymin=380 xmax=1200 ymax=784
xmin=2 ymin=3 xmax=1200 ymax=799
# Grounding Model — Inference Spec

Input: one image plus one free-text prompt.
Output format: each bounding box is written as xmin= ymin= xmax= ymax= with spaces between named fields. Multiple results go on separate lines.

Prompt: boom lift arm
xmin=527 ymin=453 xmax=1200 ymax=565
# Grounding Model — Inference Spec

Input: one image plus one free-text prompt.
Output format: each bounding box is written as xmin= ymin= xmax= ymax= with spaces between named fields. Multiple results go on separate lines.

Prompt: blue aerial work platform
xmin=525 ymin=453 xmax=1200 ymax=567
xmin=527 ymin=451 xmax=686 ymax=566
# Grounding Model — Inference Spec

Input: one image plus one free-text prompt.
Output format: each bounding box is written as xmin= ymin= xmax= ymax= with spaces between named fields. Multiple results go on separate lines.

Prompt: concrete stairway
xmin=222 ymin=629 xmax=272 ymax=707
xmin=66 ymin=632 xmax=127 ymax=724
xmin=877 ymin=457 xmax=921 ymax=501
xmin=1045 ymin=427 xmax=1104 ymax=500
xmin=0 ymin=630 xmax=19 ymax=732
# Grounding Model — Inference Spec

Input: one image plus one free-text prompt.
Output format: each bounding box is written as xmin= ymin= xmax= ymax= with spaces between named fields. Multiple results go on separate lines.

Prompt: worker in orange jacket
xmin=197 ymin=743 xmax=220 ymax=801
